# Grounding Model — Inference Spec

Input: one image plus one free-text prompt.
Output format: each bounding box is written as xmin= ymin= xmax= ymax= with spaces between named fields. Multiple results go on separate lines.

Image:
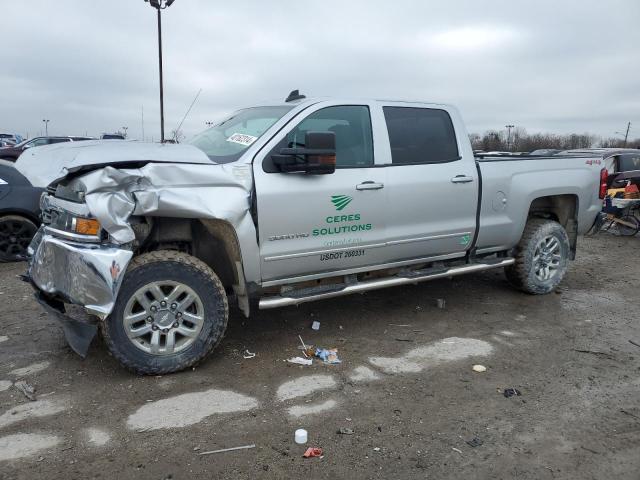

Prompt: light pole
xmin=122 ymin=126 xmax=129 ymax=138
xmin=144 ymin=0 xmax=177 ymax=143
xmin=505 ymin=124 xmax=515 ymax=151
xmin=42 ymin=119 xmax=50 ymax=136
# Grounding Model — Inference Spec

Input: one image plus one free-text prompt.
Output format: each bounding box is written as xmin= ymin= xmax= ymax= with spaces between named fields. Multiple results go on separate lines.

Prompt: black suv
xmin=0 ymin=136 xmax=93 ymax=161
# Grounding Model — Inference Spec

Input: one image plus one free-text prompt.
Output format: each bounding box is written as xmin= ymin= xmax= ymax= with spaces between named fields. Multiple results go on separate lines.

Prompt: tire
xmin=101 ymin=250 xmax=229 ymax=375
xmin=0 ymin=215 xmax=38 ymax=262
xmin=505 ymin=218 xmax=570 ymax=295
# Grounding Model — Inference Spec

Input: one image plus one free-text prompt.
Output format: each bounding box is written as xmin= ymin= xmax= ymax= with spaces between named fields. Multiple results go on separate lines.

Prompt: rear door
xmin=380 ymin=104 xmax=479 ymax=262
xmin=253 ymin=103 xmax=388 ymax=282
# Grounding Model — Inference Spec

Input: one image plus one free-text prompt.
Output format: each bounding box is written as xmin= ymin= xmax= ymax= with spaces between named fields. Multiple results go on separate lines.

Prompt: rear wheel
xmin=0 ymin=215 xmax=37 ymax=262
xmin=505 ymin=218 xmax=570 ymax=294
xmin=101 ymin=250 xmax=229 ymax=375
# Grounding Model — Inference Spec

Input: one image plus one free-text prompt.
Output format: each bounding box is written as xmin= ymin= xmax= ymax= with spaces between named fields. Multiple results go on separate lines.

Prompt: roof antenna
xmin=285 ymin=89 xmax=306 ymax=102
xmin=171 ymin=88 xmax=202 ymax=142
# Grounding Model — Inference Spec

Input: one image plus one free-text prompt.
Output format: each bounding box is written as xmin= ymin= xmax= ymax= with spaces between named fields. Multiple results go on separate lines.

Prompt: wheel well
xmin=139 ymin=217 xmax=241 ymax=290
xmin=528 ymin=194 xmax=578 ymax=259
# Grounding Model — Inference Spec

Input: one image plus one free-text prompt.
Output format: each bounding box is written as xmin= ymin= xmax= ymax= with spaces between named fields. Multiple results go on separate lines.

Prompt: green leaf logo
xmin=331 ymin=195 xmax=353 ymax=211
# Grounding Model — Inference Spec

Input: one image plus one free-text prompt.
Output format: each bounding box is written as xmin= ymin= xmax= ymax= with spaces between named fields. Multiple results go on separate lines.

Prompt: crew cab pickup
xmin=17 ymin=93 xmax=606 ymax=374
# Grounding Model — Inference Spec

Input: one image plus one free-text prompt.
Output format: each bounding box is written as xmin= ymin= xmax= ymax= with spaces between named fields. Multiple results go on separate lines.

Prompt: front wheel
xmin=0 ymin=215 xmax=38 ymax=262
xmin=505 ymin=218 xmax=570 ymax=294
xmin=101 ymin=250 xmax=229 ymax=375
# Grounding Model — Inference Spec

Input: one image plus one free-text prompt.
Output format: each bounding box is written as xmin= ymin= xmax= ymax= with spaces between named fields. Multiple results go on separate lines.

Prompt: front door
xmin=253 ymin=104 xmax=388 ymax=282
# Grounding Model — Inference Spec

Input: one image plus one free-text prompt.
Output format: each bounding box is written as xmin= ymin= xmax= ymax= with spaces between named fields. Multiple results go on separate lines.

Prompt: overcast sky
xmin=1 ymin=0 xmax=638 ymax=141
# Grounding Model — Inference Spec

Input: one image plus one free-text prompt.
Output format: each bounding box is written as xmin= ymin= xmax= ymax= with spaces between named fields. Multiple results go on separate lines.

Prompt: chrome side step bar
xmin=259 ymin=258 xmax=515 ymax=310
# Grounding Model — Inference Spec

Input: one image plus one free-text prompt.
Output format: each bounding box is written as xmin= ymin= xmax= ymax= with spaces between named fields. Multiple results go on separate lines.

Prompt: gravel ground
xmin=0 ymin=234 xmax=638 ymax=479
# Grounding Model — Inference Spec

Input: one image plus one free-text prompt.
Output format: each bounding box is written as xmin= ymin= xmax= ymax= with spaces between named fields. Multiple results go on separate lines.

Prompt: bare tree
xmin=170 ymin=129 xmax=186 ymax=143
xmin=470 ymin=130 xmax=599 ymax=152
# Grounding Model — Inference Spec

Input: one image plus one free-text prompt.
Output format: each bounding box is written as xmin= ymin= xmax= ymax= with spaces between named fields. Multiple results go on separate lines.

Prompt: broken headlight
xmin=41 ymin=194 xmax=102 ymax=242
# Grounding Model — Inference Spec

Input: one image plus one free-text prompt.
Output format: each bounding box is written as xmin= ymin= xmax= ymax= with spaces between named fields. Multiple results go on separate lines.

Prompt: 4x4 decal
xmin=331 ymin=195 xmax=353 ymax=211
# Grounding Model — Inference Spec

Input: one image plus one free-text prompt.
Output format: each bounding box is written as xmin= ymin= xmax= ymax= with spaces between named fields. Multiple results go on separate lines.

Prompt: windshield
xmin=187 ymin=106 xmax=293 ymax=163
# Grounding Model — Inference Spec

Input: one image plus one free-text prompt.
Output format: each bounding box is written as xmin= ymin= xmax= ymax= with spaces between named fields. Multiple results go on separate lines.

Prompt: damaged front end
xmin=27 ymin=193 xmax=134 ymax=356
xmin=23 ymin=151 xmax=256 ymax=358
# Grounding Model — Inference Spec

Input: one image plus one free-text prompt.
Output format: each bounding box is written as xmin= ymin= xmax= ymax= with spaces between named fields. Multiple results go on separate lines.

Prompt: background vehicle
xmin=529 ymin=148 xmax=561 ymax=156
xmin=20 ymin=96 xmax=606 ymax=374
xmin=0 ymin=160 xmax=42 ymax=261
xmin=0 ymin=133 xmax=22 ymax=145
xmin=0 ymin=136 xmax=93 ymax=161
xmin=100 ymin=133 xmax=126 ymax=140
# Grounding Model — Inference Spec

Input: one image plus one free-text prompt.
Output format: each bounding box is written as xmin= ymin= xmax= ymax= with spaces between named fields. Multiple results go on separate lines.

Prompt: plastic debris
xmin=311 ymin=321 xmax=321 ymax=331
xmin=288 ymin=357 xmax=312 ymax=366
xmin=295 ymin=429 xmax=308 ymax=444
xmin=466 ymin=437 xmax=483 ymax=447
xmin=472 ymin=365 xmax=487 ymax=373
xmin=199 ymin=444 xmax=255 ymax=456
xmin=503 ymin=387 xmax=522 ymax=398
xmin=436 ymin=298 xmax=446 ymax=309
xmin=303 ymin=447 xmax=323 ymax=458
xmin=14 ymin=380 xmax=36 ymax=401
xmin=373 ymin=447 xmax=381 ymax=452
xmin=242 ymin=350 xmax=256 ymax=359
xmin=314 ymin=348 xmax=341 ymax=364
xmin=337 ymin=427 xmax=354 ymax=435
xmin=452 ymin=447 xmax=463 ymax=454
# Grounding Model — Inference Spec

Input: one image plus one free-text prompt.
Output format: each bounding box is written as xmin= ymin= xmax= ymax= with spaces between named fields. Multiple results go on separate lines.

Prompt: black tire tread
xmin=100 ymin=250 xmax=229 ymax=375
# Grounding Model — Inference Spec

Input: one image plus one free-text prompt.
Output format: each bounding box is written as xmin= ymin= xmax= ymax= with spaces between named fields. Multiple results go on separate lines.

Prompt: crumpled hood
xmin=15 ymin=140 xmax=212 ymax=187
xmin=77 ymin=162 xmax=254 ymax=244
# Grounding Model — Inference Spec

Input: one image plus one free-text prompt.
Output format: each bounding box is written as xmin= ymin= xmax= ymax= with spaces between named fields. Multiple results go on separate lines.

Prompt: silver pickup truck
xmin=17 ymin=93 xmax=607 ymax=374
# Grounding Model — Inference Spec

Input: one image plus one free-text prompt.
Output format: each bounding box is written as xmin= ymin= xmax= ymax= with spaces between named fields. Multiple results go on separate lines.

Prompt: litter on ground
xmin=303 ymin=447 xmax=323 ymax=458
xmin=287 ymin=357 xmax=312 ymax=366
xmin=198 ymin=444 xmax=256 ymax=456
xmin=295 ymin=429 xmax=308 ymax=444
xmin=503 ymin=387 xmax=522 ymax=398
xmin=314 ymin=348 xmax=341 ymax=364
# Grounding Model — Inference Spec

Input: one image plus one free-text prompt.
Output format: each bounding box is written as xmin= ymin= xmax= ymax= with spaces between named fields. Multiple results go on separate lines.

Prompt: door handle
xmin=356 ymin=181 xmax=384 ymax=190
xmin=450 ymin=175 xmax=474 ymax=184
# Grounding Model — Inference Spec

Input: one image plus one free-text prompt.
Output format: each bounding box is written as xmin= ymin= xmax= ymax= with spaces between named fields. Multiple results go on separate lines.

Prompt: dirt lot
xmin=0 ymin=233 xmax=638 ymax=480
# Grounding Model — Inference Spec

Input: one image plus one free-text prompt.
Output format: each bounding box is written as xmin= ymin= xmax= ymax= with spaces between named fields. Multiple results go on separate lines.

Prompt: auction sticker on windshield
xmin=227 ymin=133 xmax=258 ymax=146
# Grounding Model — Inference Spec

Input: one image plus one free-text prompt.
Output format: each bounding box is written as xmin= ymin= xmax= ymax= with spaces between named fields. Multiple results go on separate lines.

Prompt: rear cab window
xmin=383 ymin=107 xmax=459 ymax=164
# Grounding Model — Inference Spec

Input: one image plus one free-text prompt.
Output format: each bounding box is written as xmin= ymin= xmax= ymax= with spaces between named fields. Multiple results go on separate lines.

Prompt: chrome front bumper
xmin=28 ymin=227 xmax=133 ymax=318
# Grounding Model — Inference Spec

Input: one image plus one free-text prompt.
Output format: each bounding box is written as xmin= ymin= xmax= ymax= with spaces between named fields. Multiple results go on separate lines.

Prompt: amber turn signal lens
xmin=75 ymin=218 xmax=100 ymax=235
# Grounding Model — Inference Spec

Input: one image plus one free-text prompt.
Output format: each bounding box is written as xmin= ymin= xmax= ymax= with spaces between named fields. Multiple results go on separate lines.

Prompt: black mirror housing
xmin=272 ymin=131 xmax=336 ymax=174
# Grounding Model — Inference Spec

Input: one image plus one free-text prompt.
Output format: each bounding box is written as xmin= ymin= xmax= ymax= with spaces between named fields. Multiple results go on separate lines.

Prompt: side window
xmin=383 ymin=107 xmax=459 ymax=164
xmin=272 ymin=105 xmax=374 ymax=169
xmin=48 ymin=138 xmax=70 ymax=144
xmin=29 ymin=138 xmax=49 ymax=147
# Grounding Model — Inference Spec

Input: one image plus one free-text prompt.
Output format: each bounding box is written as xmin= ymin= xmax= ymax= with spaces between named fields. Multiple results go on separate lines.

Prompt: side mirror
xmin=272 ymin=131 xmax=336 ymax=174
